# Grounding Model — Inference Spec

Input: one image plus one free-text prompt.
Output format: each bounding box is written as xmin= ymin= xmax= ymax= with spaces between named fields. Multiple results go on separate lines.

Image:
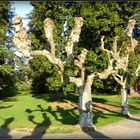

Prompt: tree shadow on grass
xmin=22 ymin=105 xmax=51 ymax=139
xmin=92 ymin=97 xmax=107 ymax=103
xmin=0 ymin=105 xmax=13 ymax=109
xmin=32 ymin=93 xmax=78 ymax=103
xmin=47 ymin=105 xmax=79 ymax=125
xmin=23 ymin=104 xmax=79 ymax=138
xmin=129 ymin=105 xmax=140 ymax=110
xmin=29 ymin=96 xmax=119 ymax=139
xmin=92 ymin=105 xmax=123 ymax=126
xmin=0 ymin=117 xmax=14 ymax=138
xmin=90 ymin=107 xmax=140 ymax=138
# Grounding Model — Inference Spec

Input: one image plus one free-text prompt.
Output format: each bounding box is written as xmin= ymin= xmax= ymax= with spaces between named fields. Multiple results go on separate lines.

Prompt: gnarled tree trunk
xmin=78 ymin=74 xmax=96 ymax=131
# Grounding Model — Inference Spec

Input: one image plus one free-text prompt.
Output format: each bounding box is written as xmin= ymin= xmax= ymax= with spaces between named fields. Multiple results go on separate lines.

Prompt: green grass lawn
xmin=0 ymin=93 xmax=140 ymax=134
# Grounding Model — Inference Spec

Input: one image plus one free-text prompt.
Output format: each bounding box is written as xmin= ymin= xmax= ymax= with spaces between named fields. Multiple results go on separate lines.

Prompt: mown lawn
xmin=0 ymin=93 xmax=140 ymax=134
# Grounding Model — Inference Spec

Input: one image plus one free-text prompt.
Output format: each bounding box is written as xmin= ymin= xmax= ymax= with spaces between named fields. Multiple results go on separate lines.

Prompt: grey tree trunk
xmin=78 ymin=77 xmax=96 ymax=131
xmin=121 ymin=78 xmax=131 ymax=117
xmin=121 ymin=87 xmax=129 ymax=116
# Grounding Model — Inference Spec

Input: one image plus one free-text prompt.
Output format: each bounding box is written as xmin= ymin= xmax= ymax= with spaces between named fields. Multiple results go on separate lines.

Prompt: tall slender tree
xmin=0 ymin=2 xmax=16 ymax=92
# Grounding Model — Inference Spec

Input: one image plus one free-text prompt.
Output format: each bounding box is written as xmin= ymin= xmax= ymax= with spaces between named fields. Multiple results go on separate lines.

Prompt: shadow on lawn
xmin=92 ymin=105 xmax=123 ymax=126
xmin=0 ymin=117 xmax=14 ymax=138
xmin=22 ymin=105 xmax=51 ymax=139
xmin=92 ymin=97 xmax=107 ymax=103
xmin=23 ymin=104 xmax=79 ymax=138
xmin=29 ymin=95 xmax=121 ymax=139
xmin=0 ymin=105 xmax=13 ymax=109
xmin=129 ymin=105 xmax=140 ymax=110
xmin=128 ymin=116 xmax=140 ymax=122
xmin=24 ymin=104 xmax=111 ymax=139
xmin=25 ymin=94 xmax=140 ymax=139
xmin=32 ymin=93 xmax=78 ymax=103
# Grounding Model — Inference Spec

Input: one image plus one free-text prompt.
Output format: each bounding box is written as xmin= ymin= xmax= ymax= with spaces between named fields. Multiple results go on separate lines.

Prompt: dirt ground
xmin=48 ymin=100 xmax=121 ymax=113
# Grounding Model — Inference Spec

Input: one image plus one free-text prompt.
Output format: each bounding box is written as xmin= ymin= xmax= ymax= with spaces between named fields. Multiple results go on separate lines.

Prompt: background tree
xmin=0 ymin=2 xmax=16 ymax=95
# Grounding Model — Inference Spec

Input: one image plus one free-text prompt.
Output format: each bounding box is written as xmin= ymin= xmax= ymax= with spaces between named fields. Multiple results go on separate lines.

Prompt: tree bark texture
xmin=121 ymin=77 xmax=131 ymax=117
xmin=78 ymin=74 xmax=96 ymax=131
xmin=65 ymin=17 xmax=83 ymax=58
xmin=13 ymin=16 xmax=31 ymax=58
xmin=121 ymin=87 xmax=130 ymax=117
xmin=101 ymin=19 xmax=138 ymax=117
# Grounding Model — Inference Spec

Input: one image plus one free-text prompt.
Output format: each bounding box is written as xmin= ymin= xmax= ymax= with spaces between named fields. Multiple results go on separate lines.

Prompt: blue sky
xmin=13 ymin=1 xmax=34 ymax=29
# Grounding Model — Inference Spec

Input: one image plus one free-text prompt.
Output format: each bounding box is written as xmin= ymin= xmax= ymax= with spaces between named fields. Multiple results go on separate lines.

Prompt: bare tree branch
xmin=115 ymin=55 xmax=129 ymax=71
xmin=100 ymin=36 xmax=112 ymax=54
xmin=112 ymin=36 xmax=118 ymax=54
xmin=112 ymin=74 xmax=123 ymax=86
xmin=32 ymin=50 xmax=64 ymax=74
xmin=116 ymin=73 xmax=123 ymax=80
xmin=44 ymin=18 xmax=55 ymax=56
xmin=127 ymin=19 xmax=136 ymax=38
xmin=13 ymin=16 xmax=64 ymax=82
xmin=126 ymin=19 xmax=138 ymax=53
xmin=65 ymin=17 xmax=84 ymax=57
xmin=13 ymin=16 xmax=31 ymax=58
xmin=74 ymin=49 xmax=88 ymax=69
xmin=135 ymin=64 xmax=140 ymax=76
xmin=126 ymin=38 xmax=138 ymax=53
xmin=87 ymin=73 xmax=97 ymax=86
xmin=69 ymin=77 xmax=83 ymax=87
xmin=97 ymin=59 xmax=116 ymax=79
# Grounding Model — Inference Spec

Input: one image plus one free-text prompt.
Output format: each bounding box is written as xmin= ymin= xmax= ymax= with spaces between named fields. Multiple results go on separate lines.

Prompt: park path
xmin=0 ymin=114 xmax=140 ymax=139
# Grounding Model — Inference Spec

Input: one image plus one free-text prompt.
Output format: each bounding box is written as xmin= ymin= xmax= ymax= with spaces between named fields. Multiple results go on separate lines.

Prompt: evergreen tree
xmin=0 ymin=2 xmax=16 ymax=94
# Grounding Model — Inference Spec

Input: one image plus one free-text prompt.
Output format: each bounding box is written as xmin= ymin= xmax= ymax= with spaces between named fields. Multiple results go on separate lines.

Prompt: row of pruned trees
xmin=0 ymin=1 xmax=139 ymax=130
xmin=12 ymin=2 xmax=140 ymax=130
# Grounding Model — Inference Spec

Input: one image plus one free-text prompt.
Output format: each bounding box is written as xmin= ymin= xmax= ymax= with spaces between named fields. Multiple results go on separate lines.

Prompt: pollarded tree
xmin=78 ymin=2 xmax=138 ymax=94
xmin=26 ymin=2 xmax=138 ymax=94
xmin=26 ymin=2 xmax=80 ymax=93
xmin=13 ymin=14 xmax=117 ymax=130
xmin=100 ymin=19 xmax=139 ymax=116
xmin=128 ymin=7 xmax=140 ymax=95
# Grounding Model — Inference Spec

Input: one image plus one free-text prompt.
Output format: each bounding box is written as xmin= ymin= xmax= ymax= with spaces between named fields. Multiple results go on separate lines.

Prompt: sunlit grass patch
xmin=0 ymin=94 xmax=140 ymax=133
